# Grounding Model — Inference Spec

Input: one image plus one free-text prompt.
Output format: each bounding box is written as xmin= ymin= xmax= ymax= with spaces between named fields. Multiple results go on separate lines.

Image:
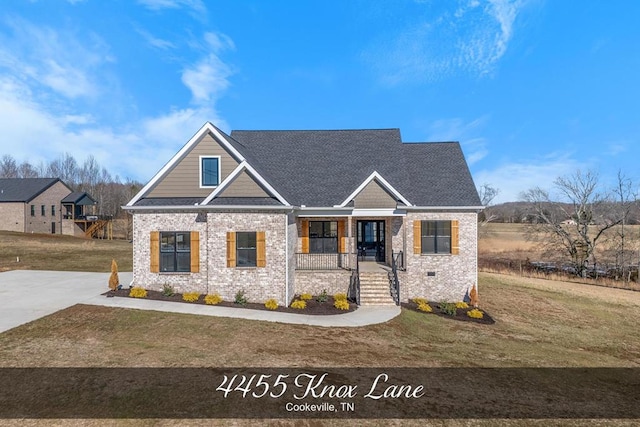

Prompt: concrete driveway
xmin=0 ymin=270 xmax=132 ymax=334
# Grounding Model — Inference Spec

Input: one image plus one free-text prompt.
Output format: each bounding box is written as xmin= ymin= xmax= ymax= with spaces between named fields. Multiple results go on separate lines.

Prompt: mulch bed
xmin=103 ymin=289 xmax=357 ymax=315
xmin=401 ymin=300 xmax=495 ymax=325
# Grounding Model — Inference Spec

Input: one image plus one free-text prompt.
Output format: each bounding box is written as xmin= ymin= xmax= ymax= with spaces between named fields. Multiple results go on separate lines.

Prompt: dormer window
xmin=200 ymin=156 xmax=220 ymax=188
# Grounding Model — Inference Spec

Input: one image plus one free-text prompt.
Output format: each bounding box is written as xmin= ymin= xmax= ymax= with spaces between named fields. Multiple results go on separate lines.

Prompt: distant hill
xmin=484 ymin=201 xmax=640 ymax=224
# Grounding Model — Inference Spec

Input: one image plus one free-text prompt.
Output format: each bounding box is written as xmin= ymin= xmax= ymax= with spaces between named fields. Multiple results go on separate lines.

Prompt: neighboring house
xmin=0 ymin=178 xmax=72 ymax=234
xmin=125 ymin=122 xmax=483 ymax=306
xmin=0 ymin=178 xmax=108 ymax=238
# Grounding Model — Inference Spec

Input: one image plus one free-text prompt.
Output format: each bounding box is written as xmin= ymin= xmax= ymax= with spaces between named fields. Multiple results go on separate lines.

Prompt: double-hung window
xmin=236 ymin=232 xmax=257 ymax=267
xmin=160 ymin=232 xmax=191 ymax=272
xmin=51 ymin=205 xmax=56 ymax=216
xmin=309 ymin=221 xmax=338 ymax=253
xmin=41 ymin=205 xmax=46 ymax=216
xmin=200 ymin=156 xmax=220 ymax=187
xmin=30 ymin=205 xmax=35 ymax=217
xmin=421 ymin=220 xmax=451 ymax=254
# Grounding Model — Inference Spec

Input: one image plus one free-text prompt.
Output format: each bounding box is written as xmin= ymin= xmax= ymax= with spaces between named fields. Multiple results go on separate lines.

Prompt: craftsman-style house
xmin=125 ymin=122 xmax=483 ymax=306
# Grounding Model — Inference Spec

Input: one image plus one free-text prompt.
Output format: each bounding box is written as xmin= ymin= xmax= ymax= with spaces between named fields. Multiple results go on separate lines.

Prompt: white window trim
xmin=199 ymin=155 xmax=221 ymax=189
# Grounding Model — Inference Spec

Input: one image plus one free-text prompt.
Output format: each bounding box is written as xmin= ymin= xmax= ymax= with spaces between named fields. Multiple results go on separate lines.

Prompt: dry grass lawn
xmin=1 ymin=273 xmax=638 ymax=425
xmin=1 ymin=272 xmax=638 ymax=368
xmin=0 ymin=231 xmax=132 ymax=272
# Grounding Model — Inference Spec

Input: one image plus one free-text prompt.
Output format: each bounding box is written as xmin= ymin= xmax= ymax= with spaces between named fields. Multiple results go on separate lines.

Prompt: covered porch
xmin=294 ymin=214 xmax=406 ymax=271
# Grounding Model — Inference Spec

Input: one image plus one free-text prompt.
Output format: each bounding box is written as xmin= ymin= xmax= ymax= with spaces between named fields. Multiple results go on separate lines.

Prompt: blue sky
xmin=1 ymin=0 xmax=639 ymax=203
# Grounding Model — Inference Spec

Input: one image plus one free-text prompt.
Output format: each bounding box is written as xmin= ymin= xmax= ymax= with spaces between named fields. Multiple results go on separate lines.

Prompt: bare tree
xmin=521 ymin=170 xmax=621 ymax=277
xmin=18 ymin=161 xmax=39 ymax=178
xmin=607 ymin=171 xmax=638 ymax=283
xmin=478 ymin=183 xmax=500 ymax=224
xmin=0 ymin=155 xmax=18 ymax=178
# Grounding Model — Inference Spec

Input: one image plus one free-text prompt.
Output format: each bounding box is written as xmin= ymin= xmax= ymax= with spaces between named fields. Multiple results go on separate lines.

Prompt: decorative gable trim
xmin=127 ymin=122 xmax=245 ymax=207
xmin=201 ymin=161 xmax=290 ymax=206
xmin=335 ymin=171 xmax=412 ymax=208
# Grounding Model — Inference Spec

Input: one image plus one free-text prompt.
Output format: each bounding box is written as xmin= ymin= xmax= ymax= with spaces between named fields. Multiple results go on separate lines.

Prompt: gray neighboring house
xmin=0 ymin=178 xmax=72 ymax=235
xmin=125 ymin=122 xmax=483 ymax=306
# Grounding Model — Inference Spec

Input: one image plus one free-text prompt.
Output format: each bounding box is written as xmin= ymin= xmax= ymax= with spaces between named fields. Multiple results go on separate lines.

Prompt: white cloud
xmin=0 ymin=18 xmax=108 ymax=99
xmin=366 ymin=0 xmax=527 ymax=84
xmin=181 ymin=32 xmax=235 ymax=105
xmin=427 ymin=116 xmax=490 ymax=164
xmin=473 ymin=153 xmax=588 ymax=203
xmin=137 ymin=0 xmax=206 ymax=15
xmin=0 ymin=24 xmax=235 ymax=184
xmin=136 ymin=28 xmax=176 ymax=50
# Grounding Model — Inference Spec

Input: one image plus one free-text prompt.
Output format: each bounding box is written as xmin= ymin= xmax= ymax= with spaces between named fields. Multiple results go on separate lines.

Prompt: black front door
xmin=357 ymin=220 xmax=385 ymax=262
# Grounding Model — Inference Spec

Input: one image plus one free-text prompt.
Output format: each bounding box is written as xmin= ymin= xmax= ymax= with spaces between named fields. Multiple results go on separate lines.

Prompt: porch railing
xmin=295 ymin=253 xmax=355 ymax=270
xmin=348 ymin=254 xmax=360 ymax=305
xmin=390 ymin=250 xmax=402 ymax=305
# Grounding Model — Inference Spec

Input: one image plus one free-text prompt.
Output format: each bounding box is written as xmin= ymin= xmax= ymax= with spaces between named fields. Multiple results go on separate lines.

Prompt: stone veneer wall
xmin=401 ymin=211 xmax=477 ymax=302
xmin=286 ymin=213 xmax=297 ymax=304
xmin=133 ymin=212 xmax=209 ymax=294
xmin=208 ymin=212 xmax=287 ymax=305
xmin=133 ymin=210 xmax=289 ymax=306
xmin=295 ymin=270 xmax=352 ymax=296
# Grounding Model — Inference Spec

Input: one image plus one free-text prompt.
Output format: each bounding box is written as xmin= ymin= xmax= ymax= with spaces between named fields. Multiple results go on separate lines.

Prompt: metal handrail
xmin=295 ymin=252 xmax=354 ymax=270
xmin=348 ymin=253 xmax=360 ymax=305
xmin=390 ymin=250 xmax=401 ymax=305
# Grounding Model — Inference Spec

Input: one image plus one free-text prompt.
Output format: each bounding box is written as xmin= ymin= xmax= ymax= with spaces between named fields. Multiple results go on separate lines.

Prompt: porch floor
xmin=359 ymin=261 xmax=390 ymax=273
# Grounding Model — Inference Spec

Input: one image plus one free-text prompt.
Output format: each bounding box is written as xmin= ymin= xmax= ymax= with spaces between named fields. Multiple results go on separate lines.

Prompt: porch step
xmin=358 ymin=272 xmax=396 ymax=306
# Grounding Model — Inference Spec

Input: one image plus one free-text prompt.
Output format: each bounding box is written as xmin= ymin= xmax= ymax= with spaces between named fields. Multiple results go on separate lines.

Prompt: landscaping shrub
xmin=417 ymin=302 xmax=433 ymax=312
xmin=161 ymin=284 xmax=175 ymax=297
xmin=334 ymin=293 xmax=347 ymax=301
xmin=334 ymin=299 xmax=350 ymax=310
xmin=290 ymin=299 xmax=306 ymax=309
xmin=300 ymin=293 xmax=313 ymax=301
xmin=439 ymin=302 xmax=457 ymax=316
xmin=455 ymin=301 xmax=469 ymax=309
xmin=129 ymin=287 xmax=147 ymax=298
xmin=264 ymin=299 xmax=278 ymax=310
xmin=467 ymin=308 xmax=484 ymax=319
xmin=412 ymin=297 xmax=427 ymax=305
xmin=204 ymin=294 xmax=223 ymax=305
xmin=182 ymin=292 xmax=200 ymax=303
xmin=234 ymin=290 xmax=248 ymax=306
xmin=316 ymin=289 xmax=328 ymax=303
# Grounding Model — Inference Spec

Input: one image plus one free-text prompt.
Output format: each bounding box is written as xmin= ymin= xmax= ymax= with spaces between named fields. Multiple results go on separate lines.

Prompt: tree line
xmin=0 ymin=153 xmax=142 ymax=219
xmin=482 ymin=170 xmax=640 ymax=282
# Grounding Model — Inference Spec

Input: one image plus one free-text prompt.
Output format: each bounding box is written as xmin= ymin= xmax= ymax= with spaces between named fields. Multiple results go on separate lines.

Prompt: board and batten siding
xmin=353 ymin=180 xmax=397 ymax=209
xmin=147 ymin=132 xmax=241 ymax=198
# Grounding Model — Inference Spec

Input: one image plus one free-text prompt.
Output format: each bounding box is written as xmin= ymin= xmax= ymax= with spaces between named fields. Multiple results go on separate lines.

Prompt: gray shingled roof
xmin=0 ymin=178 xmax=64 ymax=203
xmin=61 ymin=192 xmax=96 ymax=205
xmin=227 ymin=129 xmax=481 ymax=207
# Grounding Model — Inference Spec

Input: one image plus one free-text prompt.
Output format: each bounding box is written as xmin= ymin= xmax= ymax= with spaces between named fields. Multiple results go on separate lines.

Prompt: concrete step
xmin=358 ymin=272 xmax=396 ymax=305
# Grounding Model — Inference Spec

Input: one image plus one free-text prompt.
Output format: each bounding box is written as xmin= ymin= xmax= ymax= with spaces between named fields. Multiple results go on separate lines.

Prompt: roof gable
xmin=127 ymin=122 xmax=245 ymax=206
xmin=201 ymin=161 xmax=289 ymax=206
xmin=337 ymin=171 xmax=411 ymax=208
xmin=61 ymin=192 xmax=96 ymax=205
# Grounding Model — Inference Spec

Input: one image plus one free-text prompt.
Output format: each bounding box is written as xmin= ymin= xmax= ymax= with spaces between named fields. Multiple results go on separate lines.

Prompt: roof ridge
xmin=231 ymin=128 xmax=401 ymax=132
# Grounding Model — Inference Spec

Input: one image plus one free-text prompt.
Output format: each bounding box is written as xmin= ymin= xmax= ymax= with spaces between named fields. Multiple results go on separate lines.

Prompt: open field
xmin=0 ymin=231 xmax=132 ymax=272
xmin=479 ymin=222 xmax=640 ymax=290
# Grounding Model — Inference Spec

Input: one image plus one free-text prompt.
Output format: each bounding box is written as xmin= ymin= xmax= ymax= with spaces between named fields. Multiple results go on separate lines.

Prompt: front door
xmin=357 ymin=220 xmax=385 ymax=263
